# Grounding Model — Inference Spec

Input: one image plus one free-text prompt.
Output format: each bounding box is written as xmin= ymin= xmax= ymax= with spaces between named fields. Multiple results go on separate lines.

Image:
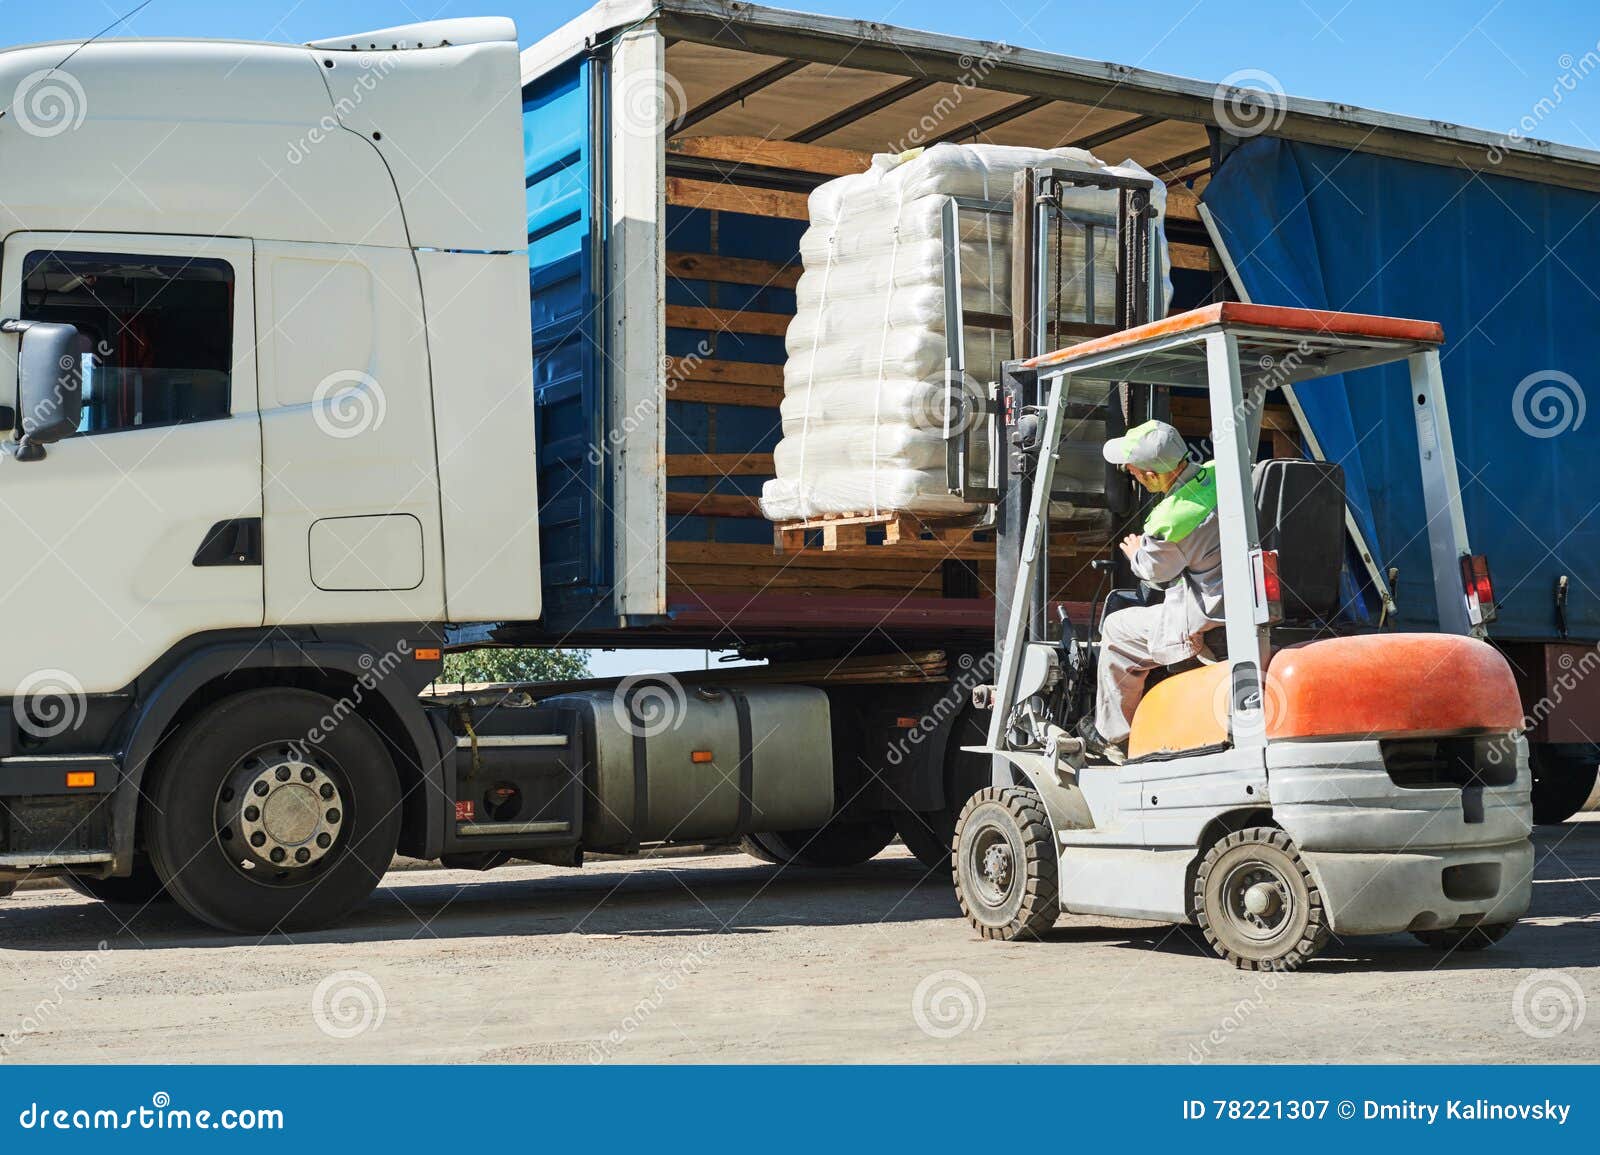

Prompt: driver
xmin=1077 ymin=420 xmax=1225 ymax=763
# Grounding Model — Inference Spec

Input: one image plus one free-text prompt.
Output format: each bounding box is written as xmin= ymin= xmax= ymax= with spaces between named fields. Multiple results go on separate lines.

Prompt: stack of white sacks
xmin=760 ymin=143 xmax=1170 ymax=524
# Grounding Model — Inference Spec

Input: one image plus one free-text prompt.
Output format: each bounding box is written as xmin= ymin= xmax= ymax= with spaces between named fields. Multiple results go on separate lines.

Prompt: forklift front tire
xmin=1194 ymin=827 xmax=1329 ymax=971
xmin=953 ymin=787 xmax=1059 ymax=941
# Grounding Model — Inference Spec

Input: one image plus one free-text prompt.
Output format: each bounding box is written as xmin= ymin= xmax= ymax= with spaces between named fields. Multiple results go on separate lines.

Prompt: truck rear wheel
xmin=65 ymin=857 xmax=171 ymax=906
xmin=146 ymin=688 xmax=401 ymax=935
xmin=741 ymin=818 xmax=895 ymax=867
xmin=1194 ymin=827 xmax=1328 ymax=971
xmin=0 ymin=881 xmax=14 ymax=900
xmin=1530 ymin=746 xmax=1597 ymax=825
xmin=953 ymin=787 xmax=1059 ymax=941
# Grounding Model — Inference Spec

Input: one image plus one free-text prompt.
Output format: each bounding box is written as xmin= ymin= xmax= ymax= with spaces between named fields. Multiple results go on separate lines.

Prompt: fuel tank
xmin=545 ymin=683 xmax=836 ymax=848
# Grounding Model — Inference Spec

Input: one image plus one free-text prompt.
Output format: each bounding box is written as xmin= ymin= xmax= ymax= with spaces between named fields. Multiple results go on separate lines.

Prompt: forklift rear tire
xmin=65 ymin=857 xmax=172 ymax=907
xmin=146 ymin=688 xmax=402 ymax=935
xmin=953 ymin=787 xmax=1059 ymax=941
xmin=741 ymin=819 xmax=896 ymax=867
xmin=1194 ymin=827 xmax=1329 ymax=971
xmin=1411 ymin=920 xmax=1516 ymax=951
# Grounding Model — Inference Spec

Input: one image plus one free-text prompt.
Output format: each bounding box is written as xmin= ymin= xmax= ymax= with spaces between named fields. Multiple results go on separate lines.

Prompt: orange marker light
xmin=65 ymin=771 xmax=96 ymax=789
xmin=691 ymin=750 xmax=714 ymax=764
xmin=414 ymin=647 xmax=442 ymax=661
xmin=895 ymin=716 xmax=920 ymax=728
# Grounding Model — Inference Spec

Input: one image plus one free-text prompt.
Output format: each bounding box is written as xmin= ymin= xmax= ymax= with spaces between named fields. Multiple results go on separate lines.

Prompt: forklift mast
xmin=991 ymin=167 xmax=1165 ymax=667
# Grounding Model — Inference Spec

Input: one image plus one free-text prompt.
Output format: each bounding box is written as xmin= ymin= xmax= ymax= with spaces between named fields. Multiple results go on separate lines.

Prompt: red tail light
xmin=1460 ymin=553 xmax=1497 ymax=626
xmin=1251 ymin=548 xmax=1283 ymax=624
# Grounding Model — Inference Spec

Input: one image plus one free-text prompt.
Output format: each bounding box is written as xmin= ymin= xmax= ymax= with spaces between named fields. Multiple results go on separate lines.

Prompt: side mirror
xmin=2 ymin=319 xmax=86 ymax=461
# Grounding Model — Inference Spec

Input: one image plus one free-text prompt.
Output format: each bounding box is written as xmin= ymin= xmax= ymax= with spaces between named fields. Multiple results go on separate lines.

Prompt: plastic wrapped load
xmin=761 ymin=142 xmax=1170 ymax=524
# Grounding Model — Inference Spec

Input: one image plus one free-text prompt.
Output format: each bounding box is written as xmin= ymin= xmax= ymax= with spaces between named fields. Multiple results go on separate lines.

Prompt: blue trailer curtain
xmin=1203 ymin=137 xmax=1600 ymax=640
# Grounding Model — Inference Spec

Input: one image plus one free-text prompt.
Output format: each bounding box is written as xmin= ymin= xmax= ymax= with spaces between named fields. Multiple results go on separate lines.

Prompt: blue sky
xmin=9 ymin=0 xmax=1600 ymax=152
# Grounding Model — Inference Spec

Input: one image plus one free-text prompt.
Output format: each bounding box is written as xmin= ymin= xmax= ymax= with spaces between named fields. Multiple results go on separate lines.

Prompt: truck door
xmin=0 ymin=233 xmax=264 ymax=695
xmin=252 ymin=242 xmax=445 ymax=627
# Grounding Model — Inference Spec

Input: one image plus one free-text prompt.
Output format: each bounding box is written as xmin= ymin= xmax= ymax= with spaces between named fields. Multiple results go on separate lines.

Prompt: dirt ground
xmin=2 ymin=818 xmax=1598 ymax=1064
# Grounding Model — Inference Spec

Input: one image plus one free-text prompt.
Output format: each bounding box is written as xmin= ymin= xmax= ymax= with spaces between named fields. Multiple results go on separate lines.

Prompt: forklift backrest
xmin=1253 ymin=459 xmax=1346 ymax=623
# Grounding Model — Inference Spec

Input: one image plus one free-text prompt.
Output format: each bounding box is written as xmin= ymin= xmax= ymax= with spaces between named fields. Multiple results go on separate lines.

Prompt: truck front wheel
xmin=146 ymin=688 xmax=401 ymax=935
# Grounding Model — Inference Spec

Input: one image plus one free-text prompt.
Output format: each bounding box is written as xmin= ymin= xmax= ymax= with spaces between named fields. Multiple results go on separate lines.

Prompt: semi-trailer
xmin=0 ymin=6 xmax=1591 ymax=936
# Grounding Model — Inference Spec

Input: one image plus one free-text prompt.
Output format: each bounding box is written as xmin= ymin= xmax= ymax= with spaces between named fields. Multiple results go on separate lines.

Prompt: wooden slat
xmin=667 ymin=304 xmax=792 ymax=337
xmin=1164 ymin=183 xmax=1201 ymax=223
xmin=667 ymin=356 xmax=784 ymax=388
xmin=665 ymin=453 xmax=775 ymax=478
xmin=666 ymin=492 xmax=766 ymax=518
xmin=668 ymin=542 xmax=945 ymax=570
xmin=668 ymin=380 xmax=783 ymax=408
xmin=666 ymin=177 xmax=811 ymax=221
xmin=667 ymin=251 xmax=802 ymax=289
xmin=667 ymin=135 xmax=872 ymax=177
xmin=1168 ymin=242 xmax=1211 ymax=272
xmin=1168 ymin=395 xmax=1297 ymax=434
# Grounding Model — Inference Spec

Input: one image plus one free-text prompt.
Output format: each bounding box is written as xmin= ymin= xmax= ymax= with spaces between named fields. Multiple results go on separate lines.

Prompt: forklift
xmin=944 ymin=174 xmax=1532 ymax=969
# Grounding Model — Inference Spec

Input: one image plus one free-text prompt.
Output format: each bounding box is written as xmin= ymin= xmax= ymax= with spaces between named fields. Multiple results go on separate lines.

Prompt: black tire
xmin=953 ymin=787 xmax=1059 ymax=941
xmin=892 ymin=707 xmax=992 ymax=871
xmin=1530 ymin=746 xmax=1597 ymax=825
xmin=738 ymin=834 xmax=786 ymax=865
xmin=1194 ymin=827 xmax=1329 ymax=971
xmin=0 ymin=880 xmax=14 ymax=900
xmin=893 ymin=809 xmax=953 ymax=870
xmin=745 ymin=819 xmax=896 ymax=867
xmin=1412 ymin=920 xmax=1517 ymax=951
xmin=65 ymin=857 xmax=171 ymax=906
xmin=146 ymin=688 xmax=401 ymax=935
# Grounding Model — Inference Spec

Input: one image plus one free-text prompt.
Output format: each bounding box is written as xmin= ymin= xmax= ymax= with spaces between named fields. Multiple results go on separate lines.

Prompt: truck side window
xmin=20 ymin=250 xmax=234 ymax=435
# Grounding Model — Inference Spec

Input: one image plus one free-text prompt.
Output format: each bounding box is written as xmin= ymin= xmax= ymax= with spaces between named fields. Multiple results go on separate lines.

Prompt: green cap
xmin=1102 ymin=419 xmax=1188 ymax=473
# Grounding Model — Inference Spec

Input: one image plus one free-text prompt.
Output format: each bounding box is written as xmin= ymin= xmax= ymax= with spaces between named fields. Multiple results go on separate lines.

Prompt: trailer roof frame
xmin=522 ymin=0 xmax=1600 ymax=194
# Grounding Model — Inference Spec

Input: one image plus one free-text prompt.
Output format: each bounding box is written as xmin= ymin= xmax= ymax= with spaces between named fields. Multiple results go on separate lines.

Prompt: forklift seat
xmin=1253 ymin=458 xmax=1346 ymax=625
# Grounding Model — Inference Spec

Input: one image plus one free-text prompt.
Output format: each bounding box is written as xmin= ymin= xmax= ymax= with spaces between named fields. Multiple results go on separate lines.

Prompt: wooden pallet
xmin=773 ymin=510 xmax=982 ymax=554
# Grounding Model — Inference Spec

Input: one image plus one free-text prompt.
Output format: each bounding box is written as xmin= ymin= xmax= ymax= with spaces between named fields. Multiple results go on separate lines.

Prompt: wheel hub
xmin=218 ymin=751 xmax=344 ymax=875
xmin=1224 ymin=863 xmax=1293 ymax=939
xmin=981 ymin=843 xmax=1013 ymax=891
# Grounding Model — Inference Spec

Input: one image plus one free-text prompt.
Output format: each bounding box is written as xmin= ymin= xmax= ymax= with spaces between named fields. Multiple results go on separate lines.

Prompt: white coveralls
xmin=1095 ymin=462 xmax=1227 ymax=746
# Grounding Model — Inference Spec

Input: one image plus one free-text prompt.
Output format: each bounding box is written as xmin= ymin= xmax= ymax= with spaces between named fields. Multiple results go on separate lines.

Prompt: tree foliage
xmin=439 ymin=648 xmax=591 ymax=686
